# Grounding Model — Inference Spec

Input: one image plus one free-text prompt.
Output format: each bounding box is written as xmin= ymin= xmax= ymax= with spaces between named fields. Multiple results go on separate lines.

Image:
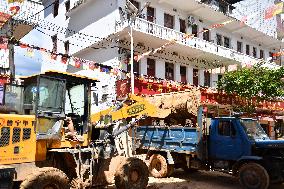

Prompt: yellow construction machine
xmin=0 ymin=71 xmax=153 ymax=189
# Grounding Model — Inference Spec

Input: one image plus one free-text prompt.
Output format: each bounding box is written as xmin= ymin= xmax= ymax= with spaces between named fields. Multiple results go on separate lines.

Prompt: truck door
xmin=209 ymin=119 xmax=243 ymax=160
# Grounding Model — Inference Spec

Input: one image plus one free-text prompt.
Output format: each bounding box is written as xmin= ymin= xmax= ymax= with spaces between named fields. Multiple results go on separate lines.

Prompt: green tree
xmin=217 ymin=63 xmax=284 ymax=113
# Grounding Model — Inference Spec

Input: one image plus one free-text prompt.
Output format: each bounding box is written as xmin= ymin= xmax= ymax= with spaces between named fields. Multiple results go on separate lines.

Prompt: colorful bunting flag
xmin=265 ymin=2 xmax=283 ymax=20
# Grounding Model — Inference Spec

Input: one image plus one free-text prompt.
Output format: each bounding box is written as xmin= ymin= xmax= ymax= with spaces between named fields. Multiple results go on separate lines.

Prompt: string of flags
xmin=5 ymin=37 xmax=123 ymax=75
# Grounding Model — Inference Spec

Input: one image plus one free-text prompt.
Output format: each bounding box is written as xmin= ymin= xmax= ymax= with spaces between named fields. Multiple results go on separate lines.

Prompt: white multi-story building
xmin=38 ymin=0 xmax=284 ymax=113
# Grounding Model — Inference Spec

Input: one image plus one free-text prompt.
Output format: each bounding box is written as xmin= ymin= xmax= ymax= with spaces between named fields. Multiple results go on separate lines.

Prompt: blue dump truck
xmin=134 ymin=107 xmax=284 ymax=189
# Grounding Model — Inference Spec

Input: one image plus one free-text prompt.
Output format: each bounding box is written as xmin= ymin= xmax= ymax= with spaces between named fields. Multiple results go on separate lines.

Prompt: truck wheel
xmin=20 ymin=167 xmax=69 ymax=189
xmin=149 ymin=154 xmax=172 ymax=178
xmin=238 ymin=163 xmax=269 ymax=189
xmin=115 ymin=157 xmax=149 ymax=189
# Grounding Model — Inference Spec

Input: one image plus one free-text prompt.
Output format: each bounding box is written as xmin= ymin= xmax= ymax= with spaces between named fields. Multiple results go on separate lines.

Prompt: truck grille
xmin=0 ymin=127 xmax=10 ymax=147
xmin=23 ymin=128 xmax=31 ymax=140
xmin=12 ymin=128 xmax=21 ymax=143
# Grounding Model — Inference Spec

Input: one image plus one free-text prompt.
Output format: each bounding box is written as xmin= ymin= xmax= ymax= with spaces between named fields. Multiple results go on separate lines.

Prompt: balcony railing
xmin=115 ymin=17 xmax=259 ymax=65
xmin=0 ymin=0 xmax=42 ymax=23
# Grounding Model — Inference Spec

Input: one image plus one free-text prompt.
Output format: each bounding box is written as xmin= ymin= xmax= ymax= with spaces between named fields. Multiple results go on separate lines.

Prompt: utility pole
xmin=8 ymin=19 xmax=15 ymax=83
xmin=126 ymin=0 xmax=150 ymax=94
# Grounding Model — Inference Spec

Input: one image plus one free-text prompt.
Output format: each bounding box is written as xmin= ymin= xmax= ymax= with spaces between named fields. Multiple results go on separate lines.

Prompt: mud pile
xmin=145 ymin=89 xmax=201 ymax=118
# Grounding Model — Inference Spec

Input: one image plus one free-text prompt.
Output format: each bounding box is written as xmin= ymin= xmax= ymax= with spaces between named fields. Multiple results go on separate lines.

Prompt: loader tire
xmin=149 ymin=154 xmax=171 ymax=178
xmin=238 ymin=163 xmax=269 ymax=189
xmin=114 ymin=157 xmax=149 ymax=189
xmin=20 ymin=167 xmax=69 ymax=189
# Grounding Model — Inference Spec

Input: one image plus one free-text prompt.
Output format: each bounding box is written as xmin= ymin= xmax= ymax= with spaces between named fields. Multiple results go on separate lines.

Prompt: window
xmin=218 ymin=74 xmax=223 ymax=82
xmin=64 ymin=41 xmax=69 ymax=55
xmin=180 ymin=66 xmax=187 ymax=83
xmin=127 ymin=55 xmax=140 ymax=75
xmin=203 ymin=28 xmax=210 ymax=41
xmin=180 ymin=19 xmax=186 ymax=33
xmin=216 ymin=34 xmax=222 ymax=46
xmin=253 ymin=47 xmax=257 ymax=58
xmin=147 ymin=58 xmax=155 ymax=77
xmin=130 ymin=0 xmax=140 ymax=9
xmin=165 ymin=62 xmax=174 ymax=80
xmin=164 ymin=13 xmax=174 ymax=29
xmin=224 ymin=37 xmax=230 ymax=48
xmin=204 ymin=71 xmax=210 ymax=87
xmin=260 ymin=50 xmax=264 ymax=59
xmin=51 ymin=35 xmax=57 ymax=53
xmin=147 ymin=7 xmax=155 ymax=22
xmin=237 ymin=41 xmax=242 ymax=53
xmin=65 ymin=0 xmax=70 ymax=19
xmin=246 ymin=45 xmax=250 ymax=55
xmin=193 ymin=68 xmax=199 ymax=86
xmin=192 ymin=24 xmax=198 ymax=37
xmin=218 ymin=121 xmax=236 ymax=137
xmin=53 ymin=0 xmax=59 ymax=17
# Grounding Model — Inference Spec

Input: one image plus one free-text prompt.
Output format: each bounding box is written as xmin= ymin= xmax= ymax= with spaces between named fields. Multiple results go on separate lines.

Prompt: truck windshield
xmin=240 ymin=119 xmax=269 ymax=141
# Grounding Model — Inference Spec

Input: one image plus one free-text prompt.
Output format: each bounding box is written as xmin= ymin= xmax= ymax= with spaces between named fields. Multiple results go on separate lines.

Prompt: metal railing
xmin=116 ymin=17 xmax=259 ymax=64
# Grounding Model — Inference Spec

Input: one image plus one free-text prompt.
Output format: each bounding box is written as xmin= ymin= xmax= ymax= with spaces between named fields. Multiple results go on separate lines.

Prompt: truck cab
xmin=208 ymin=117 xmax=284 ymax=188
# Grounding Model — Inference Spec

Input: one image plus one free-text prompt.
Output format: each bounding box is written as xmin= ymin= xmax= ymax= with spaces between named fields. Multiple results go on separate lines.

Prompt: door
xmin=209 ymin=119 xmax=243 ymax=160
xmin=36 ymin=76 xmax=66 ymax=140
xmin=180 ymin=19 xmax=186 ymax=33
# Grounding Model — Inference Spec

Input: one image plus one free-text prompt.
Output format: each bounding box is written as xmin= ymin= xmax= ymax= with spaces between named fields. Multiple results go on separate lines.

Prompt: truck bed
xmin=135 ymin=126 xmax=199 ymax=154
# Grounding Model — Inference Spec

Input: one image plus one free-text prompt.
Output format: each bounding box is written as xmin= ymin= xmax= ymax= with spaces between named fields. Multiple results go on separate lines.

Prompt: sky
xmin=14 ymin=30 xmax=44 ymax=76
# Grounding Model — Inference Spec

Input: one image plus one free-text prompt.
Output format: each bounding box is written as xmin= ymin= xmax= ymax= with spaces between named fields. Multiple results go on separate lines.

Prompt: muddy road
xmin=104 ymin=169 xmax=284 ymax=189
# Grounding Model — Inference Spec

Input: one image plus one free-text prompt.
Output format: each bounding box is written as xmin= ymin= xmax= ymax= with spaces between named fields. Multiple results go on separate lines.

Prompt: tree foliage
xmin=217 ymin=63 xmax=284 ymax=112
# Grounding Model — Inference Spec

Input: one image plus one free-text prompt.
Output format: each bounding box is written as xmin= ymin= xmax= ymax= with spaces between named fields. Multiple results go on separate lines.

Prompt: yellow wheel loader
xmin=0 ymin=71 xmax=149 ymax=189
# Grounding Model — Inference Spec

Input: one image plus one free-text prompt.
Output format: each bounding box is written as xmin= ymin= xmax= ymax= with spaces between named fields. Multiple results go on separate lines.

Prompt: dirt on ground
xmin=104 ymin=169 xmax=284 ymax=189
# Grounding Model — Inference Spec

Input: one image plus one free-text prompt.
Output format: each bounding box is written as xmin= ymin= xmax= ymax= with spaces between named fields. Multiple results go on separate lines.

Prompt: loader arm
xmin=90 ymin=94 xmax=157 ymax=125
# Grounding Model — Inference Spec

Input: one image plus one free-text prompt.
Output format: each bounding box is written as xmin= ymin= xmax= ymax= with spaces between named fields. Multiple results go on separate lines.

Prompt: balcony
xmin=115 ymin=17 xmax=260 ymax=67
xmin=0 ymin=0 xmax=43 ymax=40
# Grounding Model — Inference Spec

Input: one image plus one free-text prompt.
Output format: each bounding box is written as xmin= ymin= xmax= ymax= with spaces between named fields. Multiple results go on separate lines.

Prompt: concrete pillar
xmin=174 ymin=63 xmax=181 ymax=82
xmin=155 ymin=7 xmax=164 ymax=26
xmin=156 ymin=60 xmax=165 ymax=79
xmin=187 ymin=66 xmax=193 ymax=84
xmin=140 ymin=57 xmax=147 ymax=76
xmin=199 ymin=69 xmax=204 ymax=86
xmin=211 ymin=73 xmax=218 ymax=88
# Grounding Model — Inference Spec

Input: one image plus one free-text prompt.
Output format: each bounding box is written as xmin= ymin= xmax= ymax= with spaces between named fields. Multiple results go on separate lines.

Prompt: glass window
xmin=218 ymin=120 xmax=236 ymax=137
xmin=164 ymin=13 xmax=174 ymax=29
xmin=224 ymin=37 xmax=230 ymax=48
xmin=64 ymin=41 xmax=69 ymax=55
xmin=237 ymin=41 xmax=242 ymax=53
xmin=253 ymin=47 xmax=257 ymax=58
xmin=260 ymin=50 xmax=264 ymax=59
xmin=51 ymin=35 xmax=57 ymax=53
xmin=165 ymin=62 xmax=174 ymax=80
xmin=193 ymin=68 xmax=199 ymax=86
xmin=192 ymin=24 xmax=198 ymax=37
xmin=5 ymin=85 xmax=24 ymax=114
xmin=53 ymin=0 xmax=59 ymax=17
xmin=180 ymin=19 xmax=186 ymax=33
xmin=180 ymin=66 xmax=187 ymax=83
xmin=147 ymin=58 xmax=155 ymax=77
xmin=216 ymin=34 xmax=222 ymax=46
xmin=147 ymin=7 xmax=155 ymax=22
xmin=240 ymin=119 xmax=269 ymax=140
xmin=203 ymin=28 xmax=210 ymax=41
xmin=246 ymin=45 xmax=250 ymax=55
xmin=65 ymin=0 xmax=70 ymax=19
xmin=204 ymin=71 xmax=211 ymax=87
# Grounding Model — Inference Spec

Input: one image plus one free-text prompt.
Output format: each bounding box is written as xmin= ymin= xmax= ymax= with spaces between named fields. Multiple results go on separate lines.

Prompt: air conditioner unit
xmin=187 ymin=15 xmax=196 ymax=26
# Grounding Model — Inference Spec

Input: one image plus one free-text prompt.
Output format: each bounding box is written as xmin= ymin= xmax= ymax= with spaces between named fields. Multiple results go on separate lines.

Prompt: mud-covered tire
xmin=149 ymin=154 xmax=172 ymax=178
xmin=238 ymin=163 xmax=269 ymax=189
xmin=20 ymin=167 xmax=69 ymax=189
xmin=167 ymin=164 xmax=175 ymax=177
xmin=114 ymin=157 xmax=149 ymax=189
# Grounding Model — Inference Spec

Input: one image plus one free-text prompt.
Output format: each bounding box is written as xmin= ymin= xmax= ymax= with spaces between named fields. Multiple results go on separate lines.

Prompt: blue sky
xmin=14 ymin=29 xmax=44 ymax=76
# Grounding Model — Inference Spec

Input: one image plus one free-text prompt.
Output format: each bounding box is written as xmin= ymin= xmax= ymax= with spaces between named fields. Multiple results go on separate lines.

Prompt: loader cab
xmin=4 ymin=71 xmax=97 ymax=140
